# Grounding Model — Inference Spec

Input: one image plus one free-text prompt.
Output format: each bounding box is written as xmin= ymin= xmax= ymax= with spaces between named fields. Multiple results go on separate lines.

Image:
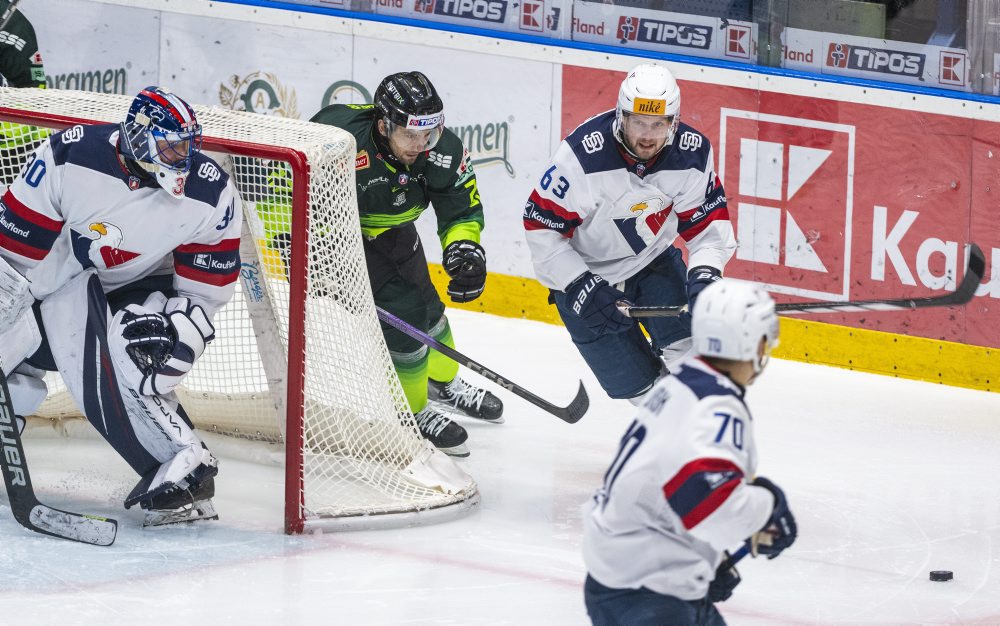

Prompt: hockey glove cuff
xmin=750 ymin=476 xmax=797 ymax=559
xmin=686 ymin=265 xmax=723 ymax=312
xmin=707 ymin=553 xmax=742 ymax=603
xmin=443 ymin=240 xmax=487 ymax=303
xmin=564 ymin=272 xmax=633 ymax=335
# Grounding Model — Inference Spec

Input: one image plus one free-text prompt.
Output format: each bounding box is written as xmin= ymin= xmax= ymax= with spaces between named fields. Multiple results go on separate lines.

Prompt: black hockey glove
xmin=686 ymin=265 xmax=723 ymax=311
xmin=707 ymin=553 xmax=742 ymax=603
xmin=750 ymin=476 xmax=797 ymax=559
xmin=443 ymin=240 xmax=487 ymax=303
xmin=564 ymin=272 xmax=633 ymax=335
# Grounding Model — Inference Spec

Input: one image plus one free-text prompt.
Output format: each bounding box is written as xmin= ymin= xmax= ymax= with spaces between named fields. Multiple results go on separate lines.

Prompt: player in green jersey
xmin=0 ymin=0 xmax=49 ymax=186
xmin=309 ymin=71 xmax=503 ymax=457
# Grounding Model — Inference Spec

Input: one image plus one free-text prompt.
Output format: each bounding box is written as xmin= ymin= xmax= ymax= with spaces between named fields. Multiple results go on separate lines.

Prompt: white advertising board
xmin=353 ymin=36 xmax=557 ymax=276
xmin=160 ymin=13 xmax=356 ymax=117
xmin=570 ymin=2 xmax=756 ymax=65
xmin=783 ymin=27 xmax=971 ymax=92
xmin=374 ymin=0 xmax=569 ymax=40
xmin=22 ymin=0 xmax=159 ymax=95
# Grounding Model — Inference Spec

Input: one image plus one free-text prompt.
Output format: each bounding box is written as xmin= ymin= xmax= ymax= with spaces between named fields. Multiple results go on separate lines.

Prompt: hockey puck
xmin=929 ymin=570 xmax=953 ymax=582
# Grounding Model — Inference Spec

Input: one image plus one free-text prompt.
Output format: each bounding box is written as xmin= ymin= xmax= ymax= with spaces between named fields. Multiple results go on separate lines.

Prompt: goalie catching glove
xmin=110 ymin=296 xmax=215 ymax=396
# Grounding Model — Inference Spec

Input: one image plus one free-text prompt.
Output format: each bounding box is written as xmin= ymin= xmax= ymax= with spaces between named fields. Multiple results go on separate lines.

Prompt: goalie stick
xmin=376 ymin=306 xmax=589 ymax=424
xmin=0 ymin=375 xmax=118 ymax=546
xmin=622 ymin=243 xmax=986 ymax=318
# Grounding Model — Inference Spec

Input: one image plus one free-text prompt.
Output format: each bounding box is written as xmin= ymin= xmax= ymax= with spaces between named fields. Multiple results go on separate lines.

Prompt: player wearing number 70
xmin=582 ymin=280 xmax=796 ymax=625
xmin=524 ymin=63 xmax=735 ymax=404
xmin=0 ymin=87 xmax=242 ymax=527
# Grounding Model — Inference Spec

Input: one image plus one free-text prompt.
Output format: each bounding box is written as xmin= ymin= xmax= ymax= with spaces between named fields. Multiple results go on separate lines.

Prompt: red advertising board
xmin=562 ymin=65 xmax=999 ymax=348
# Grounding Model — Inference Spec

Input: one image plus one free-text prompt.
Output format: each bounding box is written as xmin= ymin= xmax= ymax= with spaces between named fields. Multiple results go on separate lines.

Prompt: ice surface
xmin=2 ymin=309 xmax=999 ymax=624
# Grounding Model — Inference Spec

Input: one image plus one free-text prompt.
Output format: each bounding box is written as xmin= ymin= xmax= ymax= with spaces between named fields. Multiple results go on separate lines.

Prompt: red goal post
xmin=0 ymin=87 xmax=478 ymax=533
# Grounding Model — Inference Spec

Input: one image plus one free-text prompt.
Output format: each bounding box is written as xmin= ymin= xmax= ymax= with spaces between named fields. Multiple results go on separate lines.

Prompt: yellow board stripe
xmin=428 ymin=265 xmax=997 ymax=394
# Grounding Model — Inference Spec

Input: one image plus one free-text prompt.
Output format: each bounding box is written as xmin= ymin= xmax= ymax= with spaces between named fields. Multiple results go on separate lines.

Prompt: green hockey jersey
xmin=309 ymin=104 xmax=484 ymax=246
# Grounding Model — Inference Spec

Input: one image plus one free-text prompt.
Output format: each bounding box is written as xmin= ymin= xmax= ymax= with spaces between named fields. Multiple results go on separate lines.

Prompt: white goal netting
xmin=0 ymin=88 xmax=478 ymax=532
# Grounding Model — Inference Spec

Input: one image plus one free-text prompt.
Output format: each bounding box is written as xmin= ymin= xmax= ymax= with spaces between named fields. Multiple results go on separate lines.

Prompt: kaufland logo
xmin=939 ymin=51 xmax=966 ymax=86
xmin=725 ymin=24 xmax=751 ymax=60
xmin=520 ymin=0 xmax=543 ymax=31
xmin=616 ymin=16 xmax=711 ymax=49
xmin=720 ymin=109 xmax=857 ymax=299
xmin=826 ymin=42 xmax=925 ymax=77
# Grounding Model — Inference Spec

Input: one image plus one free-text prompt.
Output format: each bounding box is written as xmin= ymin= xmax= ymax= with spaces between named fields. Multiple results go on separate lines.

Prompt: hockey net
xmin=0 ymin=88 xmax=478 ymax=532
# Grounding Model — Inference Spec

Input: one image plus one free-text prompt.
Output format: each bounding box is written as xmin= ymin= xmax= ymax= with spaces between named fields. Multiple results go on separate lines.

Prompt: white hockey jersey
xmin=582 ymin=357 xmax=775 ymax=601
xmin=0 ymin=124 xmax=242 ymax=317
xmin=524 ymin=111 xmax=736 ymax=290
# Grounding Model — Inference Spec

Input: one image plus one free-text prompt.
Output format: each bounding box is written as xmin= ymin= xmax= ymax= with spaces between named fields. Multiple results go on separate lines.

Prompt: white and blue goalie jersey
xmin=0 ymin=124 xmax=242 ymax=317
xmin=582 ymin=358 xmax=774 ymax=601
xmin=524 ymin=111 xmax=736 ymax=290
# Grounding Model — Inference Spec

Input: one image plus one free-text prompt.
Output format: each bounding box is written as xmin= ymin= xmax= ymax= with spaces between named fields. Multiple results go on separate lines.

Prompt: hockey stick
xmin=622 ymin=243 xmax=986 ymax=318
xmin=0 ymin=375 xmax=118 ymax=546
xmin=0 ymin=0 xmax=21 ymax=33
xmin=376 ymin=306 xmax=589 ymax=423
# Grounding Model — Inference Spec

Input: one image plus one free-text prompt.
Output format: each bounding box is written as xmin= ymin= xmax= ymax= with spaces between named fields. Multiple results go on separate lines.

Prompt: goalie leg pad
xmin=7 ymin=364 xmax=48 ymax=418
xmin=0 ymin=254 xmax=34 ymax=334
xmin=41 ymin=271 xmax=215 ymax=482
xmin=0 ymin=307 xmax=42 ymax=378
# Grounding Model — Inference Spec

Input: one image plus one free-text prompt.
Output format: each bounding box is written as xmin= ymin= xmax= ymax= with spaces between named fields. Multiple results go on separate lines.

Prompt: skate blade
xmin=428 ymin=400 xmax=505 ymax=425
xmin=143 ymin=500 xmax=218 ymax=528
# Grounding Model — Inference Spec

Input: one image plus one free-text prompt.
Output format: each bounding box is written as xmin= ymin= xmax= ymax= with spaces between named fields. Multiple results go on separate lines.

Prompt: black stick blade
xmin=558 ymin=381 xmax=589 ymax=424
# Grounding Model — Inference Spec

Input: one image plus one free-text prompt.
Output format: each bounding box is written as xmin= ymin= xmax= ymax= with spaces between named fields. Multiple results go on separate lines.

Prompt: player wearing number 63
xmin=0 ymin=87 xmax=242 ymax=527
xmin=582 ymin=280 xmax=796 ymax=625
xmin=524 ymin=63 xmax=736 ymax=404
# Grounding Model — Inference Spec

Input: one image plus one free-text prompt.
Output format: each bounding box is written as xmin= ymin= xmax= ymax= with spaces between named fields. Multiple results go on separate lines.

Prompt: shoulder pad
xmin=564 ymin=111 xmax=623 ymax=175
xmin=183 ymin=154 xmax=230 ymax=206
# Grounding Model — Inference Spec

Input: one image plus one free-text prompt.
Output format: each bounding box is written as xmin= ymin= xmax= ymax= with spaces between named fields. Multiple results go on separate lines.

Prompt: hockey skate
xmin=414 ymin=406 xmax=469 ymax=458
xmin=428 ymin=376 xmax=504 ymax=424
xmin=142 ymin=476 xmax=219 ymax=528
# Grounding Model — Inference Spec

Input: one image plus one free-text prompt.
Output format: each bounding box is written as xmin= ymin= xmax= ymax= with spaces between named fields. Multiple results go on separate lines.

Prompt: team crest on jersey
xmin=636 ymin=163 xmax=646 ymax=176
xmin=70 ymin=222 xmax=140 ymax=269
xmin=628 ymin=197 xmax=665 ymax=214
xmin=128 ymin=175 xmax=141 ymax=190
xmin=398 ymin=173 xmax=409 ymax=185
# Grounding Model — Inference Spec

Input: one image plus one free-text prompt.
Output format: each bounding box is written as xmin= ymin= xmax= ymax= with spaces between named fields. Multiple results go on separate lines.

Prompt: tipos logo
xmin=219 ymin=71 xmax=299 ymax=117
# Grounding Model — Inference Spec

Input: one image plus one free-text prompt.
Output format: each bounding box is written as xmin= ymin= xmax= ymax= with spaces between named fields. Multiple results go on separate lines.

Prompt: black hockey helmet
xmin=374 ymin=71 xmax=444 ymax=128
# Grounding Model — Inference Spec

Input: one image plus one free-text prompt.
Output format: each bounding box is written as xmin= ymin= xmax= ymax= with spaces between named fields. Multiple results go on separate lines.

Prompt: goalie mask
xmin=374 ymin=71 xmax=445 ymax=159
xmin=614 ymin=63 xmax=681 ymax=161
xmin=119 ymin=87 xmax=203 ymax=198
xmin=692 ymin=279 xmax=780 ymax=377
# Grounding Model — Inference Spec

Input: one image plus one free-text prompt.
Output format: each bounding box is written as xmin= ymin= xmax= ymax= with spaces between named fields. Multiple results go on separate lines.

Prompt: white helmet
xmin=614 ymin=63 xmax=681 ymax=157
xmin=692 ymin=279 xmax=779 ymax=374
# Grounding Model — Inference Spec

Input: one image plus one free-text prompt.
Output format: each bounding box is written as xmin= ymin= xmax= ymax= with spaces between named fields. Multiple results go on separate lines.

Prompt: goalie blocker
xmin=16 ymin=270 xmax=220 ymax=525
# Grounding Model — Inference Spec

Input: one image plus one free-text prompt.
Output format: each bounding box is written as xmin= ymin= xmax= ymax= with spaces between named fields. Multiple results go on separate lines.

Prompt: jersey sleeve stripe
xmin=0 ymin=190 xmax=63 ymax=260
xmin=174 ymin=238 xmax=240 ymax=287
xmin=2 ymin=189 xmax=65 ymax=231
xmin=662 ymin=458 xmax=744 ymax=530
xmin=174 ymin=262 xmax=239 ymax=287
xmin=523 ymin=190 xmax=583 ymax=237
xmin=677 ymin=175 xmax=728 ymax=243
xmin=176 ymin=238 xmax=240 ymax=254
